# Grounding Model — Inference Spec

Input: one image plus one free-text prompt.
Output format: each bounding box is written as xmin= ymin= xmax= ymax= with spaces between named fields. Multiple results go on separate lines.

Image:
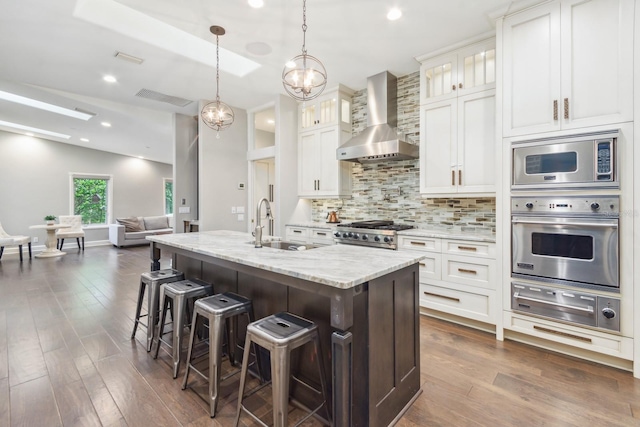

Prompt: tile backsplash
xmin=311 ymin=71 xmax=496 ymax=234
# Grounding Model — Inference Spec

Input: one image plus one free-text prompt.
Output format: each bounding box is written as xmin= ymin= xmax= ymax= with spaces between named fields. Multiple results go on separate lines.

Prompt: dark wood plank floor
xmin=1 ymin=245 xmax=639 ymax=426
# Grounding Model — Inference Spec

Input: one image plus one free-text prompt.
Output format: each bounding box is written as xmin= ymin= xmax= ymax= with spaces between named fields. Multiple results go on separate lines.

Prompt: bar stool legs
xmin=153 ymin=279 xmax=213 ymax=378
xmin=130 ymin=269 xmax=184 ymax=352
xmin=235 ymin=312 xmax=331 ymax=427
xmin=182 ymin=292 xmax=261 ymax=418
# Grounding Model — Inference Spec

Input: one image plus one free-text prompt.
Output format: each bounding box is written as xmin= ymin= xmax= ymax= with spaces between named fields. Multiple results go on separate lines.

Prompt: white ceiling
xmin=0 ymin=0 xmax=530 ymax=164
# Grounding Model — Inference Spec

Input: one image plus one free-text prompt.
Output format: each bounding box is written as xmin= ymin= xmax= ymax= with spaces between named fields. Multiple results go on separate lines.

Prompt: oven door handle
xmin=513 ymin=292 xmax=594 ymax=313
xmin=511 ymin=219 xmax=618 ymax=228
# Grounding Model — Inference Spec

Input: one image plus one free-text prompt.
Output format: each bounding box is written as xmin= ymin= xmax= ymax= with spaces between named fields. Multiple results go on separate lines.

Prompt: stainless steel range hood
xmin=337 ymin=71 xmax=418 ymax=163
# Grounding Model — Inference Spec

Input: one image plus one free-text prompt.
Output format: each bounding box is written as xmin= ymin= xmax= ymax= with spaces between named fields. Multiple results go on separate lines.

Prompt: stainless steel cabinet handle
xmin=419 ymin=262 xmax=426 ymax=267
xmin=410 ymin=241 xmax=426 ymax=246
xmin=511 ymin=219 xmax=618 ymax=228
xmin=553 ymin=100 xmax=558 ymax=120
xmin=514 ymin=292 xmax=594 ymax=313
xmin=458 ymin=268 xmax=477 ymax=275
xmin=457 ymin=246 xmax=477 ymax=252
xmin=451 ymin=170 xmax=455 ymax=186
xmin=458 ymin=170 xmax=462 ymax=185
xmin=424 ymin=291 xmax=460 ymax=302
xmin=317 ymin=180 xmax=320 ymax=190
xmin=564 ymin=98 xmax=569 ymax=119
xmin=317 ymin=232 xmax=327 ymax=236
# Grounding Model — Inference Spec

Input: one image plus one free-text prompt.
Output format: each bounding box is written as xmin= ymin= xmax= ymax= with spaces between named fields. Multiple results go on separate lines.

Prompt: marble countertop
xmin=147 ymin=230 xmax=424 ymax=290
xmin=397 ymin=228 xmax=496 ymax=243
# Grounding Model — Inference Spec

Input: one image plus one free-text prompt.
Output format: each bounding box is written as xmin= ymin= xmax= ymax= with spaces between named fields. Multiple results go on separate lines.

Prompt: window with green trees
xmin=72 ymin=175 xmax=111 ymax=225
xmin=164 ymin=179 xmax=173 ymax=215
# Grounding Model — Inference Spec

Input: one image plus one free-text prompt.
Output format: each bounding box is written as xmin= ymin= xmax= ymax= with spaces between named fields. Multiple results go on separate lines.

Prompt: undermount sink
xmin=254 ymin=241 xmax=319 ymax=251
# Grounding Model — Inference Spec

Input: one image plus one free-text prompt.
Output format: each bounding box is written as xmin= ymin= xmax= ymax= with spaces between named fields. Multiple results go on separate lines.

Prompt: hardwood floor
xmin=1 ymin=245 xmax=639 ymax=426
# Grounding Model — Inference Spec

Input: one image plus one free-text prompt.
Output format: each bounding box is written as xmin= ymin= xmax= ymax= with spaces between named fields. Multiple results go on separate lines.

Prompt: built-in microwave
xmin=512 ymin=130 xmax=618 ymax=190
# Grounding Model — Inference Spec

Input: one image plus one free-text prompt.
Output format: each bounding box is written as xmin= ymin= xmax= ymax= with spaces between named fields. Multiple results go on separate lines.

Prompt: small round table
xmin=29 ymin=224 xmax=71 ymax=258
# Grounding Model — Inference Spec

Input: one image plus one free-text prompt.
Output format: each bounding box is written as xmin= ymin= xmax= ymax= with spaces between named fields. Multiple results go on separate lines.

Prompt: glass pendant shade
xmin=282 ymin=53 xmax=327 ymax=101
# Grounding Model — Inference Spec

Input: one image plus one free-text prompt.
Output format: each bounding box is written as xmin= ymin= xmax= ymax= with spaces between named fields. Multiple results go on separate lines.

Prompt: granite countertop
xmin=397 ymin=228 xmax=496 ymax=243
xmin=147 ymin=230 xmax=424 ymax=290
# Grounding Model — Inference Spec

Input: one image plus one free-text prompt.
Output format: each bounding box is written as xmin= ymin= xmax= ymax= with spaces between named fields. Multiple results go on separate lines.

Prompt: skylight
xmin=0 ymin=90 xmax=94 ymax=120
xmin=73 ymin=0 xmax=261 ymax=77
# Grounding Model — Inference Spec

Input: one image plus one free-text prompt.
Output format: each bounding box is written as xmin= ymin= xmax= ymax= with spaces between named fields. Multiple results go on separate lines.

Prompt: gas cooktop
xmin=334 ymin=220 xmax=414 ymax=249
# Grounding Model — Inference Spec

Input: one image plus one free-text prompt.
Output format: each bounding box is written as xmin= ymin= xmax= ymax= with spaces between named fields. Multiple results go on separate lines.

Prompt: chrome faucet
xmin=254 ymin=197 xmax=273 ymax=248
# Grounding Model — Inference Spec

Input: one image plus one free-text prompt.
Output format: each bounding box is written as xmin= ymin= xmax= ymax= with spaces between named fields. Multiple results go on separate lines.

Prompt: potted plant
xmin=44 ymin=215 xmax=57 ymax=225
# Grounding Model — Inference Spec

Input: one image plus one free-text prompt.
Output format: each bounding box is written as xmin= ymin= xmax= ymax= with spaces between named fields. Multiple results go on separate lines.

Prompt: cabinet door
xmin=420 ymin=99 xmax=457 ymax=194
xmin=560 ymin=0 xmax=634 ymax=130
xmin=316 ymin=127 xmax=340 ymax=196
xmin=503 ymin=2 xmax=561 ymax=137
xmin=298 ymin=131 xmax=318 ymax=196
xmin=419 ymin=52 xmax=458 ymax=104
xmin=457 ymin=39 xmax=496 ymax=97
xmin=457 ymin=90 xmax=496 ymax=194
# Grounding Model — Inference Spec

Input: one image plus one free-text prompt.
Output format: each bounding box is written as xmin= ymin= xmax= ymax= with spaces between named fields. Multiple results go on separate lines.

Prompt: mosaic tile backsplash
xmin=311 ymin=72 xmax=496 ymax=234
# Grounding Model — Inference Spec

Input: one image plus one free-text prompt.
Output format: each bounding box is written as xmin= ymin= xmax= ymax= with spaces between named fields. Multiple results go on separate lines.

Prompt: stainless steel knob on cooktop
xmin=374 ymin=236 xmax=381 ymax=242
xmin=361 ymin=234 xmax=368 ymax=241
xmin=334 ymin=232 xmax=341 ymax=238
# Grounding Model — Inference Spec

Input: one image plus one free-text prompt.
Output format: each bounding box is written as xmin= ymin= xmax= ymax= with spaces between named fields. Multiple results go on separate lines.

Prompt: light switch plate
xmin=237 ymin=214 xmax=244 ymax=221
xmin=237 ymin=206 xmax=245 ymax=214
xmin=231 ymin=207 xmax=237 ymax=214
xmin=178 ymin=206 xmax=190 ymax=214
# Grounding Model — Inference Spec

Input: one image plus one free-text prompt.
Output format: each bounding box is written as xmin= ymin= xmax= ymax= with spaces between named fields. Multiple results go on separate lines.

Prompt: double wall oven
xmin=510 ymin=131 xmax=621 ymax=332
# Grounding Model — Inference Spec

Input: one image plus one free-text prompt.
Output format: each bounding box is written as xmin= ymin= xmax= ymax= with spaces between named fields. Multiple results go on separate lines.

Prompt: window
xmin=164 ymin=178 xmax=173 ymax=215
xmin=69 ymin=173 xmax=113 ymax=226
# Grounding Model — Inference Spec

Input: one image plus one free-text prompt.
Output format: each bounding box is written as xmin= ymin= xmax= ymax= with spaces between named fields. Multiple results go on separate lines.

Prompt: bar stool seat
xmin=130 ymin=269 xmax=184 ymax=352
xmin=235 ymin=312 xmax=331 ymax=427
xmin=182 ymin=292 xmax=262 ymax=418
xmin=153 ymin=279 xmax=213 ymax=378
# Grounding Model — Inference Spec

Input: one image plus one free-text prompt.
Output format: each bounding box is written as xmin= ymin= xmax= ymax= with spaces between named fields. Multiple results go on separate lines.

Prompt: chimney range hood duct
xmin=337 ymin=71 xmax=418 ymax=163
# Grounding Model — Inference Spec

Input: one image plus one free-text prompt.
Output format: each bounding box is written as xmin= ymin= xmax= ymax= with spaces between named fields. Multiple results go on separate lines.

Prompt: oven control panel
xmin=512 ymin=196 xmax=619 ymax=216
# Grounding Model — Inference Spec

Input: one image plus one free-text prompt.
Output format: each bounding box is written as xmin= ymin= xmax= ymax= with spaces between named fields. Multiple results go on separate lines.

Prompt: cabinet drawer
xmin=442 ymin=255 xmax=495 ymax=290
xmin=506 ymin=313 xmax=633 ymax=360
xmin=310 ymin=228 xmax=334 ymax=245
xmin=417 ymin=253 xmax=441 ymax=282
xmin=420 ymin=283 xmax=494 ymax=324
xmin=443 ymin=239 xmax=495 ymax=258
xmin=398 ymin=236 xmax=441 ymax=252
xmin=285 ymin=227 xmax=309 ymax=243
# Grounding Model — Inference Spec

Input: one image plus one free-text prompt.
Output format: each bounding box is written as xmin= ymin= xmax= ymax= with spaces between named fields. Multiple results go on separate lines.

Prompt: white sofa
xmin=108 ymin=216 xmax=173 ymax=248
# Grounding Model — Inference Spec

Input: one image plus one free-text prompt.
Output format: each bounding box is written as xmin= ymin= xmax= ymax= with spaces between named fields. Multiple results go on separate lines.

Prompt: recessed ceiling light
xmin=103 ymin=75 xmax=117 ymax=83
xmin=267 ymin=119 xmax=275 ymax=124
xmin=0 ymin=120 xmax=71 ymax=139
xmin=0 ymin=90 xmax=94 ymax=120
xmin=80 ymin=137 xmax=90 ymax=142
xmin=101 ymin=122 xmax=112 ymax=127
xmin=387 ymin=7 xmax=402 ymax=21
xmin=248 ymin=0 xmax=264 ymax=8
xmin=25 ymin=133 xmax=34 ymax=137
xmin=138 ymin=156 xmax=144 ymax=159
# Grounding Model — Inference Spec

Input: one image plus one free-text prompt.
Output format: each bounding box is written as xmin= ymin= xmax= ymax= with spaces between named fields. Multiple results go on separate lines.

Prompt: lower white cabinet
xmin=399 ymin=235 xmax=497 ymax=325
xmin=285 ymin=225 xmax=335 ymax=246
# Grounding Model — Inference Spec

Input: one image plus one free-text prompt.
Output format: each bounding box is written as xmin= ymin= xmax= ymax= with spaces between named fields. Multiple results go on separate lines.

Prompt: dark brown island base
xmin=148 ymin=231 xmax=423 ymax=427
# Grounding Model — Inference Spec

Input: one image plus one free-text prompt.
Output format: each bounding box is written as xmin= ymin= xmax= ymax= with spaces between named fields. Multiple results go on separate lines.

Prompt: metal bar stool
xmin=130 ymin=269 xmax=184 ymax=352
xmin=235 ymin=312 xmax=331 ymax=427
xmin=182 ymin=292 xmax=263 ymax=418
xmin=153 ymin=279 xmax=213 ymax=378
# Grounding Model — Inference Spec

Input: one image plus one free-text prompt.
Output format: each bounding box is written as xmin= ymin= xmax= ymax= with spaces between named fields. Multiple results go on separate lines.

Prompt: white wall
xmin=198 ymin=102 xmax=249 ymax=231
xmin=173 ymin=113 xmax=199 ymax=232
xmin=0 ymin=130 xmax=172 ymax=244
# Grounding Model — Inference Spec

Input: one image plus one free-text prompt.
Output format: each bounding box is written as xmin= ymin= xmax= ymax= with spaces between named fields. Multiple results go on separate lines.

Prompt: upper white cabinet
xmin=298 ymin=85 xmax=354 ymax=198
xmin=418 ymin=37 xmax=496 ymax=196
xmin=418 ymin=38 xmax=496 ymax=105
xmin=502 ymin=0 xmax=634 ymax=137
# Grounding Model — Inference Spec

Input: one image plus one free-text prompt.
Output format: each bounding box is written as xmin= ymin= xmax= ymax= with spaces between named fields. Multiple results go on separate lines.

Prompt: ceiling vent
xmin=135 ymin=89 xmax=193 ymax=107
xmin=115 ymin=51 xmax=144 ymax=65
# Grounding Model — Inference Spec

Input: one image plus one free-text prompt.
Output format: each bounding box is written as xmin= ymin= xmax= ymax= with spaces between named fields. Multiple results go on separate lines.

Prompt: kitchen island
xmin=148 ymin=230 xmax=424 ymax=427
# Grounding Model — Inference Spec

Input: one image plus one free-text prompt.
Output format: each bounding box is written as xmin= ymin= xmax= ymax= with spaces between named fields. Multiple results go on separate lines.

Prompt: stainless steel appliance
xmin=512 ymin=195 xmax=619 ymax=291
xmin=333 ymin=220 xmax=414 ymax=250
xmin=511 ymin=195 xmax=620 ymax=332
xmin=511 ymin=282 xmax=620 ymax=332
xmin=512 ymin=130 xmax=618 ymax=190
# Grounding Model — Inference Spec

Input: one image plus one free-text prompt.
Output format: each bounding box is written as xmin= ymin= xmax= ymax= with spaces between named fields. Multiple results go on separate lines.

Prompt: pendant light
xmin=201 ymin=26 xmax=234 ymax=138
xmin=282 ymin=0 xmax=327 ymax=101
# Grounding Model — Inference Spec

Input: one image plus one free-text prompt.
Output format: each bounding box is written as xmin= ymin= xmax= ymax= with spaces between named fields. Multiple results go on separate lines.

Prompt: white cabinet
xmin=418 ymin=38 xmax=496 ymax=104
xmin=420 ymin=89 xmax=496 ymax=195
xmin=398 ymin=235 xmax=497 ymax=326
xmin=298 ymin=85 xmax=354 ymax=198
xmin=502 ymin=0 xmax=634 ymax=137
xmin=285 ymin=225 xmax=335 ymax=246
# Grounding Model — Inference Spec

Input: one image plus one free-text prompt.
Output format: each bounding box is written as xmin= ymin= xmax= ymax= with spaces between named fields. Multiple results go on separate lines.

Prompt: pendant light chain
xmin=301 ymin=0 xmax=307 ymax=55
xmin=215 ymin=33 xmax=221 ymax=104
